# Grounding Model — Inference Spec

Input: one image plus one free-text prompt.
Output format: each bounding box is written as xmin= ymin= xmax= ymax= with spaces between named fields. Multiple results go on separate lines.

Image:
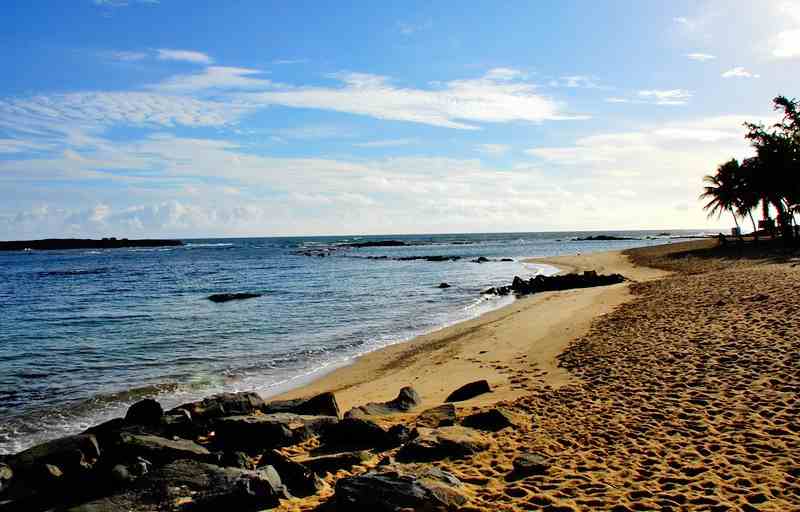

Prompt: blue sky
xmin=1 ymin=0 xmax=798 ymax=238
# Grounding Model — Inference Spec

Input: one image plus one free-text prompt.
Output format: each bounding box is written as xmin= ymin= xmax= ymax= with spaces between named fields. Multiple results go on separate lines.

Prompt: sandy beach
xmin=271 ymin=240 xmax=800 ymax=511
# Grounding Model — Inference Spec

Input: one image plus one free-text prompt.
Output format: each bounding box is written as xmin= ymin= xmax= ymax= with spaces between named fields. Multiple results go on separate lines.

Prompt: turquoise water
xmin=0 ymin=230 xmax=705 ymax=453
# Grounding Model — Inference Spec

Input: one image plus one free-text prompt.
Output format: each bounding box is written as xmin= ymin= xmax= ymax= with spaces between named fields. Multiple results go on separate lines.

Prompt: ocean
xmin=0 ymin=230 xmax=705 ymax=454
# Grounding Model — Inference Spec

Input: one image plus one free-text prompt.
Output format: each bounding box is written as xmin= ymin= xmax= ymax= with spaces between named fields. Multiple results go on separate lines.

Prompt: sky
xmin=1 ymin=1 xmax=799 ymax=238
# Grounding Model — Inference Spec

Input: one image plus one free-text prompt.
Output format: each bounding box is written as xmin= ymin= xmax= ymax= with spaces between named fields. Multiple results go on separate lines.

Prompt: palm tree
xmin=700 ymin=159 xmax=744 ymax=236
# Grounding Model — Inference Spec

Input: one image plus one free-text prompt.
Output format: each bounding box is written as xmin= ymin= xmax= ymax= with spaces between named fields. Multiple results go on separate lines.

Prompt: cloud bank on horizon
xmin=1 ymin=0 xmax=798 ymax=238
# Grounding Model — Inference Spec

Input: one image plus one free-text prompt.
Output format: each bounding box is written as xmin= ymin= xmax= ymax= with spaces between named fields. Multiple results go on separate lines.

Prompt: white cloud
xmin=771 ymin=29 xmax=800 ymax=58
xmin=559 ymin=75 xmax=599 ymax=88
xmin=0 ymin=139 xmax=52 ymax=154
xmin=686 ymin=53 xmax=716 ymax=61
xmin=475 ymin=143 xmax=510 ymax=156
xmin=156 ymin=49 xmax=213 ymax=65
xmin=604 ymin=97 xmax=630 ymax=103
xmin=237 ymin=69 xmax=584 ymax=130
xmin=101 ymin=50 xmax=147 ymax=61
xmin=397 ymin=20 xmax=432 ymax=35
xmin=275 ymin=124 xmax=357 ymax=140
xmin=353 ymin=139 xmax=417 ymax=148
xmin=637 ymin=89 xmax=692 ymax=105
xmin=721 ymin=66 xmax=760 ymax=78
xmin=272 ymin=59 xmax=309 ymax=65
xmin=484 ymin=68 xmax=523 ymax=81
xmin=150 ymin=66 xmax=273 ymax=92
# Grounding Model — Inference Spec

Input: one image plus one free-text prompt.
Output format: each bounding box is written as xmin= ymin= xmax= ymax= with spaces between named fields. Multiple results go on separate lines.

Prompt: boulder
xmin=115 ymin=433 xmax=212 ymax=465
xmin=7 ymin=434 xmax=101 ymax=476
xmin=471 ymin=256 xmax=490 ymax=263
xmin=397 ymin=426 xmax=491 ymax=462
xmin=437 ymin=282 xmax=451 ymax=289
xmin=335 ymin=466 xmax=468 ymax=511
xmin=321 ymin=417 xmax=405 ymax=450
xmin=415 ymin=404 xmax=457 ymax=428
xmin=512 ymin=453 xmax=550 ymax=475
xmin=344 ymin=386 xmax=421 ymax=418
xmin=124 ymin=399 xmax=163 ymax=426
xmin=461 ymin=408 xmax=516 ymax=432
xmin=258 ymin=449 xmax=322 ymax=497
xmin=444 ymin=380 xmax=491 ymax=403
xmin=214 ymin=414 xmax=338 ymax=451
xmin=300 ymin=451 xmax=373 ymax=476
xmin=69 ymin=459 xmax=288 ymax=511
xmin=263 ymin=392 xmax=340 ymax=418
xmin=174 ymin=391 xmax=265 ymax=421
xmin=207 ymin=293 xmax=262 ymax=303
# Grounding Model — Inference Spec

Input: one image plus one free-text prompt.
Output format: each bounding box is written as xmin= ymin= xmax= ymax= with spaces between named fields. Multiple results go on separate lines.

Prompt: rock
xmin=116 ymin=433 xmax=212 ymax=465
xmin=397 ymin=426 xmax=491 ymax=462
xmin=124 ymin=398 xmax=163 ymax=426
xmin=335 ymin=466 xmax=468 ymax=511
xmin=344 ymin=386 xmax=421 ymax=418
xmin=263 ymin=391 xmax=340 ymax=418
xmin=512 ymin=453 xmax=550 ymax=475
xmin=321 ymin=418 xmax=405 ymax=450
xmin=258 ymin=449 xmax=322 ymax=497
xmin=437 ymin=282 xmax=451 ymax=289
xmin=300 ymin=451 xmax=373 ymax=476
xmin=109 ymin=464 xmax=134 ymax=485
xmin=445 ymin=380 xmax=491 ymax=402
xmin=71 ymin=460 xmax=288 ymax=511
xmin=415 ymin=404 xmax=457 ymax=428
xmin=220 ymin=451 xmax=255 ymax=470
xmin=160 ymin=408 xmax=194 ymax=438
xmin=174 ymin=391 xmax=265 ymax=421
xmin=214 ymin=414 xmax=338 ymax=451
xmin=346 ymin=240 xmax=407 ymax=248
xmin=500 ymin=258 xmax=514 ymax=262
xmin=501 ymin=271 xmax=626 ymax=297
xmin=461 ymin=408 xmax=516 ymax=432
xmin=0 ymin=463 xmax=13 ymax=493
xmin=7 ymin=434 xmax=101 ymax=476
xmin=471 ymin=256 xmax=490 ymax=263
xmin=207 ymin=292 xmax=262 ymax=303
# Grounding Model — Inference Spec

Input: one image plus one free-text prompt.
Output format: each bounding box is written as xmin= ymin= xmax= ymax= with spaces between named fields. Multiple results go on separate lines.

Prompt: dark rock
xmin=160 ymin=409 xmax=194 ymax=438
xmin=346 ymin=240 xmax=407 ymax=248
xmin=0 ymin=238 xmax=182 ymax=252
xmin=258 ymin=449 xmax=322 ymax=497
xmin=485 ymin=271 xmax=626 ymax=298
xmin=573 ymin=235 xmax=637 ymax=241
xmin=445 ymin=380 xmax=491 ymax=403
xmin=396 ymin=426 xmax=491 ymax=462
xmin=471 ymin=256 xmax=490 ymax=263
xmin=335 ymin=466 xmax=468 ymax=511
xmin=207 ymin=293 xmax=262 ymax=303
xmin=124 ymin=399 xmax=163 ymax=426
xmin=220 ymin=451 xmax=255 ymax=470
xmin=512 ymin=453 xmax=550 ymax=475
xmin=415 ymin=404 xmax=457 ymax=428
xmin=7 ymin=434 xmax=101 ymax=477
xmin=300 ymin=451 xmax=373 ymax=476
xmin=263 ymin=391 xmax=340 ymax=418
xmin=0 ymin=463 xmax=12 ymax=493
xmin=321 ymin=417 xmax=405 ymax=450
xmin=174 ymin=391 xmax=265 ymax=421
xmin=214 ymin=414 xmax=338 ymax=451
xmin=116 ymin=433 xmax=212 ymax=465
xmin=344 ymin=386 xmax=421 ymax=418
xmin=461 ymin=408 xmax=516 ymax=432
xmin=500 ymin=258 xmax=514 ymax=262
xmin=437 ymin=282 xmax=451 ymax=289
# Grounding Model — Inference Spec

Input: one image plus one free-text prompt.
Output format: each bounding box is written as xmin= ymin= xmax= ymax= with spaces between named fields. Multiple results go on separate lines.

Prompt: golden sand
xmin=274 ymin=240 xmax=800 ymax=511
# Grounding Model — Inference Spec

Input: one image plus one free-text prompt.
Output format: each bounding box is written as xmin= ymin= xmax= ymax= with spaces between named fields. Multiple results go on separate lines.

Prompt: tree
xmin=700 ymin=159 xmax=744 ymax=236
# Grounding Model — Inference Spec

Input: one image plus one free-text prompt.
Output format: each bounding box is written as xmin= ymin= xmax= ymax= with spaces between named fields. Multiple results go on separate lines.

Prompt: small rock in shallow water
xmin=437 ymin=282 xmax=451 ymax=288
xmin=207 ymin=292 xmax=262 ymax=303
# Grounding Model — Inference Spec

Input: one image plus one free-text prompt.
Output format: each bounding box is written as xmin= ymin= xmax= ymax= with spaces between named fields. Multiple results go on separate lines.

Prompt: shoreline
xmin=272 ymin=248 xmax=668 ymax=413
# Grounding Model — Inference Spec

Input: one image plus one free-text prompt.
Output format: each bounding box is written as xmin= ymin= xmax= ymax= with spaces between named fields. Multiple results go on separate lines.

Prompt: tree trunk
xmin=747 ymin=210 xmax=759 ymax=244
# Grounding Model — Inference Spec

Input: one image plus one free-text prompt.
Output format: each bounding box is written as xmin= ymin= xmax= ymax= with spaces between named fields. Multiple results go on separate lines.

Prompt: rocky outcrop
xmin=321 ymin=418 xmax=412 ymax=450
xmin=346 ymin=240 xmax=407 ymax=248
xmin=344 ymin=386 xmax=421 ymax=418
xmin=335 ymin=466 xmax=468 ymax=511
xmin=397 ymin=426 xmax=491 ymax=462
xmin=415 ymin=404 xmax=457 ymax=428
xmin=207 ymin=293 xmax=262 ymax=303
xmin=445 ymin=380 xmax=491 ymax=403
xmin=481 ymin=271 xmax=626 ymax=297
xmin=263 ymin=392 xmax=340 ymax=418
xmin=299 ymin=450 xmax=374 ymax=476
xmin=115 ymin=433 xmax=212 ymax=465
xmin=173 ymin=391 xmax=265 ymax=421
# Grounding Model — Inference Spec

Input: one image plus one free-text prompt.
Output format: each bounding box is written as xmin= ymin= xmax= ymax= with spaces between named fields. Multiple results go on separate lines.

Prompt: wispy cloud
xmin=149 ymin=66 xmax=273 ymax=92
xmin=93 ymin=0 xmax=159 ymax=7
xmin=237 ymin=69 xmax=585 ymax=130
xmin=554 ymin=75 xmax=600 ymax=88
xmin=637 ymin=89 xmax=692 ymax=105
xmin=397 ymin=19 xmax=432 ymax=35
xmin=156 ymin=49 xmax=213 ymax=65
xmin=721 ymin=66 xmax=760 ymax=78
xmin=100 ymin=50 xmax=148 ymax=61
xmin=475 ymin=143 xmax=510 ymax=156
xmin=272 ymin=59 xmax=309 ymax=65
xmin=353 ymin=139 xmax=417 ymax=148
xmin=686 ymin=52 xmax=716 ymax=61
xmin=275 ymin=124 xmax=357 ymax=140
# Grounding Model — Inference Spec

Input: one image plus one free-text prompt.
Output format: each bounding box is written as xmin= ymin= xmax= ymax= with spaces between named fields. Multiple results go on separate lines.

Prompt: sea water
xmin=0 ymin=230 xmax=705 ymax=453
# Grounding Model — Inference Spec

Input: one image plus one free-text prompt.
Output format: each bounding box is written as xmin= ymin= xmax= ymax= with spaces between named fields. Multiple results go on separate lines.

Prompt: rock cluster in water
xmin=482 ymin=270 xmax=625 ymax=297
xmin=0 ymin=381 xmax=518 ymax=511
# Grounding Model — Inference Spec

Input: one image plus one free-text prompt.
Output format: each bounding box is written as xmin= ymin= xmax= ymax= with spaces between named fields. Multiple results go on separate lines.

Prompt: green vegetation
xmin=702 ymin=96 xmax=800 ymax=244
